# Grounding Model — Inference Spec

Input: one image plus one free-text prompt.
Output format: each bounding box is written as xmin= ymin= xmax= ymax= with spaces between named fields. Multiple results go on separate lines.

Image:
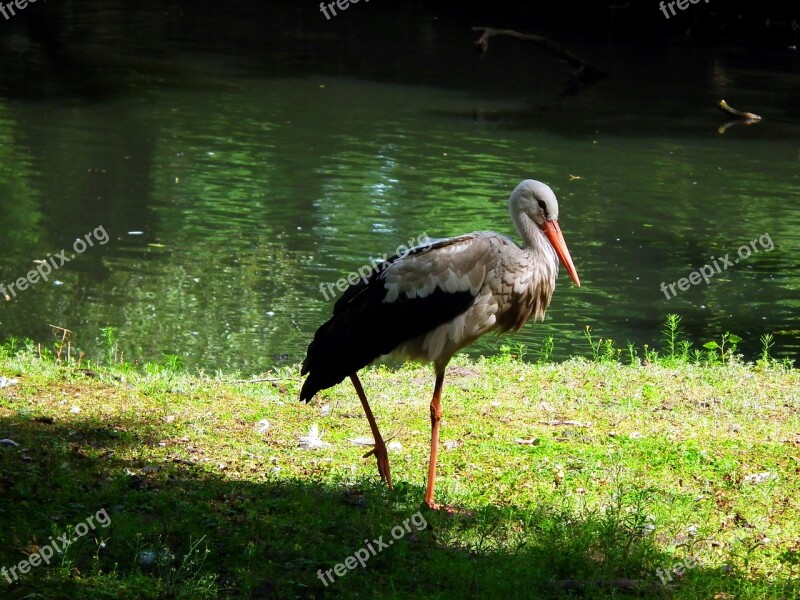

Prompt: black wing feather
xmin=300 ymin=241 xmax=476 ymax=402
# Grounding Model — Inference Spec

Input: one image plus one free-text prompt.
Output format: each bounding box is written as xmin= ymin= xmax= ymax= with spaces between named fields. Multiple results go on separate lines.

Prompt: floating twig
xmin=717 ymin=100 xmax=762 ymax=134
xmin=472 ymin=27 xmax=607 ymax=91
xmin=718 ymin=99 xmax=762 ymax=121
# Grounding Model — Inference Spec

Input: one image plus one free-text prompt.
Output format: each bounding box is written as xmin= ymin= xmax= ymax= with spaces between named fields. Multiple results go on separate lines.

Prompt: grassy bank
xmin=0 ymin=322 xmax=799 ymax=599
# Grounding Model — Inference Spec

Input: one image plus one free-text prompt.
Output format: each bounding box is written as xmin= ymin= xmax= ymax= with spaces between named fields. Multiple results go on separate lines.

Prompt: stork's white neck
xmin=512 ymin=210 xmax=559 ymax=276
xmin=511 ymin=209 xmax=535 ymax=247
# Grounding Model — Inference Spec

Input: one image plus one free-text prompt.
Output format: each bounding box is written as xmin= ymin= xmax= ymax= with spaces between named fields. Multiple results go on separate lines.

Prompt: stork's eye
xmin=537 ymin=199 xmax=547 ymax=211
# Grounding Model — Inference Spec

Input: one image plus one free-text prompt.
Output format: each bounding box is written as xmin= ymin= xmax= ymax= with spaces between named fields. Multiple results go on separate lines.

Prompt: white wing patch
xmin=380 ymin=236 xmax=490 ymax=304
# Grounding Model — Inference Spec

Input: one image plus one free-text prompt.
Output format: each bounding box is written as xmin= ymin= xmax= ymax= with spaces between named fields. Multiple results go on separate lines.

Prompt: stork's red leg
xmin=424 ymin=369 xmax=445 ymax=509
xmin=350 ymin=373 xmax=393 ymax=489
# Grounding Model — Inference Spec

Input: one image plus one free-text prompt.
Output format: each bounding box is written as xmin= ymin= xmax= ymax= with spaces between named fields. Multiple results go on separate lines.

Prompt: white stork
xmin=300 ymin=179 xmax=581 ymax=509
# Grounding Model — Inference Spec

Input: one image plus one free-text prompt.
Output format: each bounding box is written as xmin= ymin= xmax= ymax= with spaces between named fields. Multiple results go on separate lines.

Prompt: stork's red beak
xmin=541 ymin=220 xmax=581 ymax=287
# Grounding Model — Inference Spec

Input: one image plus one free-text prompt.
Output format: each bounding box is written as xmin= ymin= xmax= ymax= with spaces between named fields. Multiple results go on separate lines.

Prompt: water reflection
xmin=0 ymin=13 xmax=798 ymax=373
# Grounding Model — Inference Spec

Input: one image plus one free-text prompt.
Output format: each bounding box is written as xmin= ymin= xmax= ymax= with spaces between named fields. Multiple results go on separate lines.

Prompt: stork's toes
xmin=363 ymin=442 xmax=393 ymax=490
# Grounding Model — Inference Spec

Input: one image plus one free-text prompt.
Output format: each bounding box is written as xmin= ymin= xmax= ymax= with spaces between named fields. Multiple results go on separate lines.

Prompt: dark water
xmin=0 ymin=2 xmax=798 ymax=373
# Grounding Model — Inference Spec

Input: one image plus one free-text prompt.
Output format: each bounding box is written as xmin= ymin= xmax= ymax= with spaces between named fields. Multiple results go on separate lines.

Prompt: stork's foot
xmin=363 ymin=441 xmax=393 ymax=490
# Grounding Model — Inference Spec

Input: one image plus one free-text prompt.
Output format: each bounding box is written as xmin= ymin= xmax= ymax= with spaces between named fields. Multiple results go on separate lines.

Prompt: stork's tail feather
xmin=300 ymin=285 xmax=475 ymax=403
xmin=299 ymin=364 xmax=344 ymax=403
xmin=299 ymin=376 xmax=321 ymax=403
xmin=298 ymin=314 xmax=388 ymax=403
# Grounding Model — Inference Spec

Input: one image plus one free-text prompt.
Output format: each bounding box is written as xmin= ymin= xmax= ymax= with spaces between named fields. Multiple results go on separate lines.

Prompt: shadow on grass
xmin=0 ymin=415 xmax=797 ymax=600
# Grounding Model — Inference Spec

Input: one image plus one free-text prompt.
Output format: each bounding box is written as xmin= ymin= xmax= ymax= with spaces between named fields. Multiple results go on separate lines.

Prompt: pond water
xmin=0 ymin=2 xmax=798 ymax=373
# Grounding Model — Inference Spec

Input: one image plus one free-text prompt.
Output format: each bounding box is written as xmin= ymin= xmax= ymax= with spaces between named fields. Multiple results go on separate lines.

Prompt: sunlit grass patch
xmin=0 ymin=317 xmax=798 ymax=598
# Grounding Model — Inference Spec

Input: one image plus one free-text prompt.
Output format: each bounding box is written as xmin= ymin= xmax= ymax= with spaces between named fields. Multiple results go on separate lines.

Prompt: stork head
xmin=509 ymin=179 xmax=581 ymax=287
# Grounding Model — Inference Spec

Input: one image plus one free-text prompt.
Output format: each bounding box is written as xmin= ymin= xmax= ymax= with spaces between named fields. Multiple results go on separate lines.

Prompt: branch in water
xmin=472 ymin=27 xmax=608 ymax=90
xmin=718 ymin=99 xmax=762 ymax=121
xmin=717 ymin=100 xmax=762 ymax=134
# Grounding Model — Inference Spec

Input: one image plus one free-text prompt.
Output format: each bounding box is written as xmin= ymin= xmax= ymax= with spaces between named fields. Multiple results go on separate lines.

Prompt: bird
xmin=300 ymin=179 xmax=581 ymax=509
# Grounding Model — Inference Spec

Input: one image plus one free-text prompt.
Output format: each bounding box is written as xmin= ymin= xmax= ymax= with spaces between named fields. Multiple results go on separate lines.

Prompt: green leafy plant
xmin=538 ymin=335 xmax=555 ymax=363
xmin=100 ymin=326 xmax=120 ymax=364
xmin=757 ymin=333 xmax=776 ymax=367
xmin=495 ymin=342 xmax=528 ymax=362
xmin=625 ymin=342 xmax=639 ymax=366
xmin=661 ymin=314 xmax=691 ymax=364
xmin=584 ymin=326 xmax=620 ymax=363
xmin=163 ymin=353 xmax=184 ymax=373
xmin=496 ymin=344 xmax=513 ymax=362
xmin=703 ymin=331 xmax=742 ymax=364
xmin=2 ymin=336 xmax=22 ymax=356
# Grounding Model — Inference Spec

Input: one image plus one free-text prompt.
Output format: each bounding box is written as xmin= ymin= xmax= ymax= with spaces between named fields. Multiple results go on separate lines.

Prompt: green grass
xmin=0 ymin=317 xmax=798 ymax=599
